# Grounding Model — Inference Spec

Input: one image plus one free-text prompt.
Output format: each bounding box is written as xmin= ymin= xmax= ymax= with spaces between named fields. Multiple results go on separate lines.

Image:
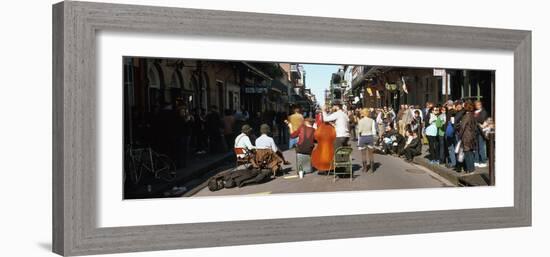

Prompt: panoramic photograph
xmin=122 ymin=57 xmax=495 ymax=199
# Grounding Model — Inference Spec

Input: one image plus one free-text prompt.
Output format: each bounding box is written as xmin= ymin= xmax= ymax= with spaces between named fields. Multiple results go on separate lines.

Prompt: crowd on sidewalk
xmin=347 ymin=100 xmax=495 ymax=174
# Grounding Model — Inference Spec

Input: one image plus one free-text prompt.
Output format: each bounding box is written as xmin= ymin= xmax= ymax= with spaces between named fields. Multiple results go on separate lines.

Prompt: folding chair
xmin=331 ymin=146 xmax=354 ymax=182
xmin=234 ymin=147 xmax=252 ymax=171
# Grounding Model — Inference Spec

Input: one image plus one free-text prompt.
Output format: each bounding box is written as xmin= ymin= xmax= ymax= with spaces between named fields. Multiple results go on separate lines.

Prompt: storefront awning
xmin=242 ymin=62 xmax=272 ymax=80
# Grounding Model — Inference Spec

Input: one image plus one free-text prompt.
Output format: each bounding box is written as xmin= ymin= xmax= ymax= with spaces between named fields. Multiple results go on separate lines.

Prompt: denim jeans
xmin=427 ymin=136 xmax=438 ymax=161
xmin=446 ymin=137 xmax=456 ymax=167
xmin=438 ymin=136 xmax=445 ymax=163
xmin=289 ymin=137 xmax=299 ymax=149
xmin=296 ymin=153 xmax=312 ymax=173
xmin=474 ymin=134 xmax=487 ymax=164
xmin=464 ymin=151 xmax=476 ymax=172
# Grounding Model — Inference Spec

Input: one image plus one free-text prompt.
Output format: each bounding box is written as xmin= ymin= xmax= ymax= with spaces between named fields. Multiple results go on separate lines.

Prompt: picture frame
xmin=52 ymin=1 xmax=531 ymax=256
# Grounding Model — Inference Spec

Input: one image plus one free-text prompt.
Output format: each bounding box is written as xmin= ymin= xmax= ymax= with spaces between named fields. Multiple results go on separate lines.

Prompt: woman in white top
xmin=356 ymin=108 xmax=377 ymax=173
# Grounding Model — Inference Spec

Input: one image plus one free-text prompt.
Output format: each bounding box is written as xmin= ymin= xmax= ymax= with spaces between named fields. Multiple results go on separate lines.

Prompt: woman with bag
xmin=457 ymin=101 xmax=478 ymax=173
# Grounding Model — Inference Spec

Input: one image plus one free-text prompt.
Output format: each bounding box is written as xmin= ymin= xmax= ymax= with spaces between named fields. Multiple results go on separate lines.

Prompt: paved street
xmin=192 ymin=144 xmax=454 ymax=197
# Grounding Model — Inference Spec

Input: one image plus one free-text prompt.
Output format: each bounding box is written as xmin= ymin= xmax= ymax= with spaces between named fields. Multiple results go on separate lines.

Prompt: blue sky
xmin=302 ymin=64 xmax=340 ymax=103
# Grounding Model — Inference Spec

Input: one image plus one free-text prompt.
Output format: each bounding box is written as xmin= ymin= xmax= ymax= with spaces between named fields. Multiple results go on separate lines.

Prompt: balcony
xmin=290 ymin=64 xmax=302 ymax=80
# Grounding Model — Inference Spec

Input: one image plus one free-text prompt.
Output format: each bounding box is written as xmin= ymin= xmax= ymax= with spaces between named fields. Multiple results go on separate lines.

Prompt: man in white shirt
xmin=255 ymin=124 xmax=278 ymax=152
xmin=322 ymin=104 xmax=350 ymax=148
xmin=234 ymin=124 xmax=254 ymax=158
xmin=255 ymin=124 xmax=289 ymax=164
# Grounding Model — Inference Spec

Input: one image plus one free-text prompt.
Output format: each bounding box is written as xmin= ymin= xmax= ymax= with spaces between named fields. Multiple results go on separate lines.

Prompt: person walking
xmin=322 ymin=103 xmax=350 ymax=148
xmin=457 ymin=101 xmax=478 ymax=173
xmin=356 ymin=108 xmax=377 ymax=172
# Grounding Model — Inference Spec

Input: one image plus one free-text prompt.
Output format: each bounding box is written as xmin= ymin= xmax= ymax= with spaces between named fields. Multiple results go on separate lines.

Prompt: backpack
xmin=445 ymin=122 xmax=455 ymax=138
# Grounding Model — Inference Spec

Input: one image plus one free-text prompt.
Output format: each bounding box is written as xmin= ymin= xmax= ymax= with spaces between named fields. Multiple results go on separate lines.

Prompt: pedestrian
xmin=356 ymin=108 xmax=377 ymax=172
xmin=276 ymin=111 xmax=287 ymax=144
xmin=474 ymin=100 xmax=489 ymax=168
xmin=223 ymin=109 xmax=236 ymax=152
xmin=205 ymin=106 xmax=223 ymax=153
xmin=401 ymin=128 xmax=422 ymax=162
xmin=192 ymin=108 xmax=206 ymax=154
xmin=453 ymin=100 xmax=465 ymax=172
xmin=401 ymin=105 xmax=414 ymax=136
xmin=425 ymin=106 xmax=444 ymax=164
xmin=175 ymin=105 xmax=191 ymax=168
xmin=438 ymin=106 xmax=448 ymax=165
xmin=256 ymin=124 xmax=290 ymax=164
xmin=423 ymin=101 xmax=434 ymax=127
xmin=388 ymin=107 xmax=396 ymax=126
xmin=287 ymin=106 xmax=304 ymax=149
xmin=444 ymin=105 xmax=457 ymax=169
xmin=397 ymin=105 xmax=405 ymax=135
xmin=348 ymin=110 xmax=358 ymax=141
xmin=457 ymin=101 xmax=478 ymax=173
xmin=376 ymin=108 xmax=385 ymax=142
xmin=289 ymin=118 xmax=316 ymax=174
xmin=251 ymin=111 xmax=262 ymax=137
xmin=322 ymin=103 xmax=350 ymax=148
xmin=410 ymin=109 xmax=423 ymax=137
xmin=234 ymin=105 xmax=249 ymax=122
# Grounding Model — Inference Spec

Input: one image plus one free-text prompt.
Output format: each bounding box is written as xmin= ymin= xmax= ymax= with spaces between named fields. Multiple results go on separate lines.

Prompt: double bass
xmin=311 ymin=112 xmax=336 ymax=171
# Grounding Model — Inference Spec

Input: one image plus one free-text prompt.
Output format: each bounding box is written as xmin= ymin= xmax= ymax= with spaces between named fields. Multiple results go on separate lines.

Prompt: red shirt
xmin=290 ymin=125 xmax=315 ymax=146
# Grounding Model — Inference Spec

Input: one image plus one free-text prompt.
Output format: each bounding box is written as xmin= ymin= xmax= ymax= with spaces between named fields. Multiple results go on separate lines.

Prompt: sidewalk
xmin=412 ymin=145 xmax=491 ymax=186
xmin=124 ymin=150 xmax=234 ymax=199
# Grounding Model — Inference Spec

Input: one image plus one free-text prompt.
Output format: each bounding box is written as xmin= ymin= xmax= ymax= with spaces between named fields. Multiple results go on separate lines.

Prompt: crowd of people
xmin=345 ymin=99 xmax=495 ymax=173
xmin=132 ymin=98 xmax=494 ymax=178
xmin=131 ymin=102 xmax=297 ymax=170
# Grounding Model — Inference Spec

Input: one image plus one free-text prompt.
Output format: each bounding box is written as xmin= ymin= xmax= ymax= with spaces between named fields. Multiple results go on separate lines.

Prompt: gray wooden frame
xmin=52 ymin=1 xmax=531 ymax=256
